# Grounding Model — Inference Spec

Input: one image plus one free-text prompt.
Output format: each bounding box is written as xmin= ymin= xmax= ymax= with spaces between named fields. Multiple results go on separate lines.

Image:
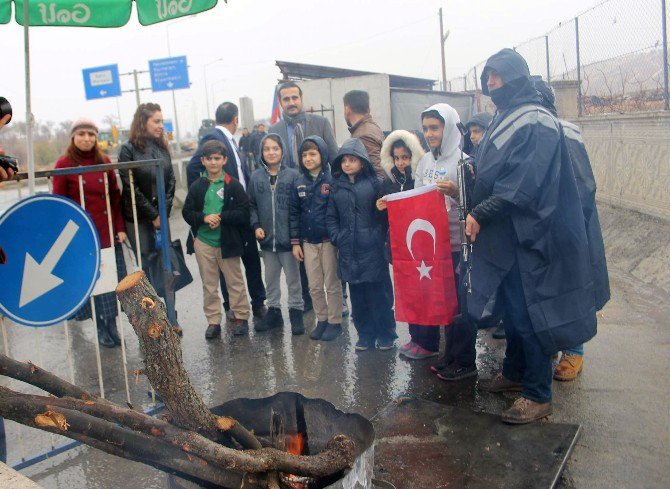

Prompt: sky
xmin=1 ymin=0 xmax=595 ymax=138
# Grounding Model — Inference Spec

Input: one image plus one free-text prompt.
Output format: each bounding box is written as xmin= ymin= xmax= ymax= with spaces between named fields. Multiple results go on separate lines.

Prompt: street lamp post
xmin=203 ymin=58 xmax=224 ymax=120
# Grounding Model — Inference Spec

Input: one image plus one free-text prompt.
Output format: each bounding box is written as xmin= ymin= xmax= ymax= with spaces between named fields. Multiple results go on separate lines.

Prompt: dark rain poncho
xmin=469 ymin=49 xmax=597 ymax=355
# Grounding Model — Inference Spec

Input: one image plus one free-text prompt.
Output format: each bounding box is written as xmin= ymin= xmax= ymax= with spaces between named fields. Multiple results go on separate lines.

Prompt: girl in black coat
xmin=326 ymin=138 xmax=396 ymax=351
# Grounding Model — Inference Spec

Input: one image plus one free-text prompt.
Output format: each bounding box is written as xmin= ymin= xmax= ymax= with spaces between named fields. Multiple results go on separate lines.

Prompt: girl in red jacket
xmin=52 ymin=118 xmax=127 ymax=348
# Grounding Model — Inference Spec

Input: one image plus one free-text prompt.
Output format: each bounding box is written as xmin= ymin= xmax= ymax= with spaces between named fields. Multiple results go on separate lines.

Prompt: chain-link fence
xmin=447 ymin=0 xmax=669 ymax=115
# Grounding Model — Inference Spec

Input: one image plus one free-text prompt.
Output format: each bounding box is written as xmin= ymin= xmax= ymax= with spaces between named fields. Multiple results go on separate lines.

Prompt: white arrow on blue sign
xmin=0 ymin=195 xmax=101 ymax=327
xmin=149 ymin=56 xmax=190 ymax=92
xmin=82 ymin=64 xmax=121 ymax=100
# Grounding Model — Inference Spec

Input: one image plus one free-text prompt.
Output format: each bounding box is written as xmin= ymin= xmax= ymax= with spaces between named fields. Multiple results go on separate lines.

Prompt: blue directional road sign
xmin=0 ymin=195 xmax=101 ymax=327
xmin=149 ymin=56 xmax=190 ymax=92
xmin=82 ymin=64 xmax=122 ymax=100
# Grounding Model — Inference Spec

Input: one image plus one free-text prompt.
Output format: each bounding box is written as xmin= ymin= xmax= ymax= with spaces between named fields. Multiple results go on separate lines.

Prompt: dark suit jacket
xmin=269 ymin=113 xmax=339 ymax=168
xmin=187 ymin=127 xmax=251 ymax=189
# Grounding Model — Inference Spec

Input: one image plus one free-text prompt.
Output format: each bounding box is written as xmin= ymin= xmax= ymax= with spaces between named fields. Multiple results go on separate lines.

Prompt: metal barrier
xmin=0 ymin=159 xmax=174 ymax=469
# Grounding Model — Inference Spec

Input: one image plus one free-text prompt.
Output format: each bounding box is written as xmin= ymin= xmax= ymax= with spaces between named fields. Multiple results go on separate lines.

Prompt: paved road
xmin=0 ymin=204 xmax=668 ymax=488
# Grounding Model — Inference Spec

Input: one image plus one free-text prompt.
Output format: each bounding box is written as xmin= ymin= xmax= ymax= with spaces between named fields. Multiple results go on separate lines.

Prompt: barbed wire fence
xmin=447 ymin=0 xmax=669 ymax=115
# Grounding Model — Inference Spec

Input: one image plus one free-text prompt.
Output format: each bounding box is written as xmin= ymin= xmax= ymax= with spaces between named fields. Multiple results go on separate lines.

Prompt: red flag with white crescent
xmin=386 ymin=185 xmax=458 ymax=325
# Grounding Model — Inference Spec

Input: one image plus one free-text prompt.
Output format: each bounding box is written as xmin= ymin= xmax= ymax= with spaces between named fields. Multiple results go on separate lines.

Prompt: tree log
xmin=116 ymin=271 xmax=261 ymax=449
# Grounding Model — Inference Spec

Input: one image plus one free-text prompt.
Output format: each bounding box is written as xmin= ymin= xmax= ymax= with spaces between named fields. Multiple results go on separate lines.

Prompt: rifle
xmin=456 ymin=123 xmax=474 ymax=295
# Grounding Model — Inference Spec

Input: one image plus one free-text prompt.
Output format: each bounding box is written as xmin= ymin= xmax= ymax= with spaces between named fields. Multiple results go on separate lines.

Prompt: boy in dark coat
xmin=289 ymin=136 xmax=343 ymax=341
xmin=182 ymin=140 xmax=251 ymax=339
xmin=327 ymin=138 xmax=397 ymax=351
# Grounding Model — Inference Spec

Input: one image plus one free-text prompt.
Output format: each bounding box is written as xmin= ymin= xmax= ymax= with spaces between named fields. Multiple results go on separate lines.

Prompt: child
xmin=289 ymin=136 xmax=343 ymax=341
xmin=182 ymin=140 xmax=251 ymax=340
xmin=415 ymin=103 xmax=477 ymax=380
xmin=327 ymin=138 xmax=396 ymax=351
xmin=375 ymin=130 xmax=431 ymax=359
xmin=248 ymin=134 xmax=304 ymax=334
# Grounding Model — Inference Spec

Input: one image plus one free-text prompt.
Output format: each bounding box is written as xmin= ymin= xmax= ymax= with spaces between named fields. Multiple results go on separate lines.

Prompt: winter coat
xmin=349 ymin=114 xmax=385 ymax=179
xmin=379 ymin=130 xmax=425 ymax=262
xmin=247 ymin=134 xmax=301 ymax=252
xmin=415 ymin=103 xmax=466 ymax=252
xmin=289 ymin=136 xmax=333 ymax=245
xmin=182 ymin=172 xmax=250 ymax=259
xmin=118 ymin=139 xmax=175 ymax=223
xmin=469 ymin=48 xmax=596 ymax=355
xmin=52 ymin=152 xmax=125 ymax=249
xmin=326 ymin=138 xmax=386 ymax=284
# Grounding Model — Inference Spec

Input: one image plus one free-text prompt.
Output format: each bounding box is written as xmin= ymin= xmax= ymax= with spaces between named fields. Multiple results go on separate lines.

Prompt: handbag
xmin=145 ymin=239 xmax=193 ymax=297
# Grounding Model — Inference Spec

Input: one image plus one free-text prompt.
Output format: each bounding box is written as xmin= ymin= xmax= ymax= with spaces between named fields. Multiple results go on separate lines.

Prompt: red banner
xmin=386 ymin=186 xmax=458 ymax=326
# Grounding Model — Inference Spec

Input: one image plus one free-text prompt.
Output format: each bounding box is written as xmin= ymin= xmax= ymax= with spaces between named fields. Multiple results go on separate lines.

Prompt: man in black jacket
xmin=188 ymin=102 xmax=267 ymax=319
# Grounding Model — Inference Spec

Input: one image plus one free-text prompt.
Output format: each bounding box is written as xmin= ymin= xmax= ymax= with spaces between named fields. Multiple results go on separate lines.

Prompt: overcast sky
xmin=2 ymin=0 xmax=595 ymax=137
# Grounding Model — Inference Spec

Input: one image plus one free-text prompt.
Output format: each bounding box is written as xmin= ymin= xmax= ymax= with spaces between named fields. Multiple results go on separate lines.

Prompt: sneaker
xmin=501 ymin=397 xmax=552 ymax=424
xmin=377 ymin=338 xmax=395 ymax=351
xmin=320 ymin=323 xmax=343 ymax=341
xmin=436 ymin=364 xmax=477 ymax=381
xmin=400 ymin=341 xmax=416 ymax=352
xmin=553 ymin=353 xmax=584 ymax=381
xmin=309 ymin=321 xmax=329 ymax=340
xmin=492 ymin=323 xmax=506 ymax=339
xmin=231 ymin=319 xmax=248 ymax=336
xmin=478 ymin=373 xmax=523 ymax=393
xmin=355 ymin=339 xmax=372 ymax=351
xmin=205 ymin=324 xmax=221 ymax=340
xmin=403 ymin=345 xmax=439 ymax=360
xmin=255 ymin=307 xmax=283 ymax=332
xmin=430 ymin=356 xmax=451 ymax=374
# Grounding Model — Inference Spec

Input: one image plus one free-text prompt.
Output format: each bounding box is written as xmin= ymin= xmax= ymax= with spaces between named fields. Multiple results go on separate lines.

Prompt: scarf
xmin=283 ymin=110 xmax=306 ymax=168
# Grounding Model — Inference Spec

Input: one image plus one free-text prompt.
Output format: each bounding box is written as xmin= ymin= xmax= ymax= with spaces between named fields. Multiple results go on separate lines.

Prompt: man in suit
xmin=269 ymin=82 xmax=339 ymax=169
xmin=270 ymin=83 xmax=344 ymax=315
xmin=188 ymin=102 xmax=268 ymax=319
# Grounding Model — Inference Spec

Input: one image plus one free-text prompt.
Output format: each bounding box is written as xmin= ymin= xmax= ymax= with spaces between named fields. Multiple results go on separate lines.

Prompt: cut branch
xmin=116 ymin=271 xmax=261 ymax=450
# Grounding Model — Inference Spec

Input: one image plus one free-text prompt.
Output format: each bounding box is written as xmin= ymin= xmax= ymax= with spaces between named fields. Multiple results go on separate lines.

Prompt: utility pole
xmin=439 ymin=8 xmax=450 ymax=91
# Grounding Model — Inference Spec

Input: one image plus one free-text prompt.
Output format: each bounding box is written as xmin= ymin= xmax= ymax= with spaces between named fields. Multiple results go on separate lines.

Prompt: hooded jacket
xmin=532 ymin=77 xmax=610 ymax=311
xmin=326 ymin=139 xmax=386 ymax=284
xmin=247 ymin=134 xmax=301 ymax=252
xmin=465 ymin=112 xmax=493 ymax=131
xmin=469 ymin=48 xmax=597 ymax=355
xmin=415 ymin=103 xmax=465 ymax=252
xmin=289 ymin=136 xmax=333 ymax=245
xmin=378 ymin=130 xmax=425 ymax=262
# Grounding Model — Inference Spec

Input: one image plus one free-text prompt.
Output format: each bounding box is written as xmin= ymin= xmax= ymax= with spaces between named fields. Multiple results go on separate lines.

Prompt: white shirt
xmin=217 ymin=126 xmax=246 ymax=190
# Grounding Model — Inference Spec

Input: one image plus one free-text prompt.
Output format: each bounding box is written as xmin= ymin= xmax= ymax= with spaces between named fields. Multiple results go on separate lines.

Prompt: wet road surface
xmin=1 ymin=205 xmax=669 ymax=488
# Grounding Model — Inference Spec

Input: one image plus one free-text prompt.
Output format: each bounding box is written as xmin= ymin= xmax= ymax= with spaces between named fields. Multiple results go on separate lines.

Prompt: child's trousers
xmin=349 ymin=269 xmax=397 ymax=343
xmin=303 ymin=242 xmax=342 ymax=324
xmin=194 ymin=238 xmax=250 ymax=324
xmin=263 ymin=250 xmax=304 ymax=310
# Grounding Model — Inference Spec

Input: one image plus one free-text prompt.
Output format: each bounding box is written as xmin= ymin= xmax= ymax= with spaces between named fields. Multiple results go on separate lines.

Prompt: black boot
xmin=106 ymin=317 xmax=122 ymax=346
xmin=310 ymin=321 xmax=329 ymax=340
xmin=255 ymin=307 xmax=283 ymax=332
xmin=96 ymin=319 xmax=115 ymax=348
xmin=289 ymin=308 xmax=305 ymax=335
xmin=320 ymin=323 xmax=342 ymax=341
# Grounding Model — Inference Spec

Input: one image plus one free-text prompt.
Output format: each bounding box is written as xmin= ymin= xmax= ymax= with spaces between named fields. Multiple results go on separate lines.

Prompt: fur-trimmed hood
xmin=379 ymin=130 xmax=425 ymax=180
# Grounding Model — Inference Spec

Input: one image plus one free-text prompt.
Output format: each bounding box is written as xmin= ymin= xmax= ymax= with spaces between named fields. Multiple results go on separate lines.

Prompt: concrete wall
xmin=572 ymin=111 xmax=670 ymax=221
xmin=299 ymin=74 xmax=393 ymax=145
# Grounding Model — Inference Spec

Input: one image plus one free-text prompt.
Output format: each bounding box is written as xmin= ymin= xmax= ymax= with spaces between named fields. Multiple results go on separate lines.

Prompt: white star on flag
xmin=417 ymin=260 xmax=433 ymax=280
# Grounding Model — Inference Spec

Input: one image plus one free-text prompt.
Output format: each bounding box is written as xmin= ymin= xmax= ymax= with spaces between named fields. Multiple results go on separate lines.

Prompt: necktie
xmin=292 ymin=122 xmax=304 ymax=169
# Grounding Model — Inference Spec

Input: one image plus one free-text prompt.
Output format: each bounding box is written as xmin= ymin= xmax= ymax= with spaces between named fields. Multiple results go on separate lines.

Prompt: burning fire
xmin=285 ymin=432 xmax=305 ymax=455
xmin=283 ymin=433 xmax=313 ymax=488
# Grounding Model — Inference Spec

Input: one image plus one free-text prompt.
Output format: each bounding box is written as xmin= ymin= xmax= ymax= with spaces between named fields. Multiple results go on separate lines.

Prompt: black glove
xmin=470 ymin=195 xmax=509 ymax=225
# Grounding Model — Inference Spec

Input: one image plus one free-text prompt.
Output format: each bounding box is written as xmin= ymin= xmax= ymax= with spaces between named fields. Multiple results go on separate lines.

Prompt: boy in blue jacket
xmin=326 ymin=138 xmax=397 ymax=351
xmin=290 ymin=136 xmax=343 ymax=341
xmin=248 ymin=134 xmax=304 ymax=334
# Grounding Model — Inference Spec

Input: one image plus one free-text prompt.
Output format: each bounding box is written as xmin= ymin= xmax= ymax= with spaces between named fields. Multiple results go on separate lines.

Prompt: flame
xmin=285 ymin=432 xmax=305 ymax=455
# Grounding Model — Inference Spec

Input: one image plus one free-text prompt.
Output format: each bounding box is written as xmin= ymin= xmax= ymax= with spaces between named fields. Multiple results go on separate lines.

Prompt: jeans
xmin=500 ymin=260 xmax=553 ymax=403
xmin=565 ymin=344 xmax=584 ymax=356
xmin=443 ymin=252 xmax=477 ymax=367
xmin=408 ymin=324 xmax=440 ymax=351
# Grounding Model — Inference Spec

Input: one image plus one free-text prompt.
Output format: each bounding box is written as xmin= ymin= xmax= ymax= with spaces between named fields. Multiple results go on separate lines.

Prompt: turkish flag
xmin=386 ymin=185 xmax=458 ymax=326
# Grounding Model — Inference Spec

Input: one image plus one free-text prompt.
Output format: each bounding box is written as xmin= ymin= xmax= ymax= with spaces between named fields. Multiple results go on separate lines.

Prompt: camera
xmin=0 ymin=97 xmax=11 ymax=123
